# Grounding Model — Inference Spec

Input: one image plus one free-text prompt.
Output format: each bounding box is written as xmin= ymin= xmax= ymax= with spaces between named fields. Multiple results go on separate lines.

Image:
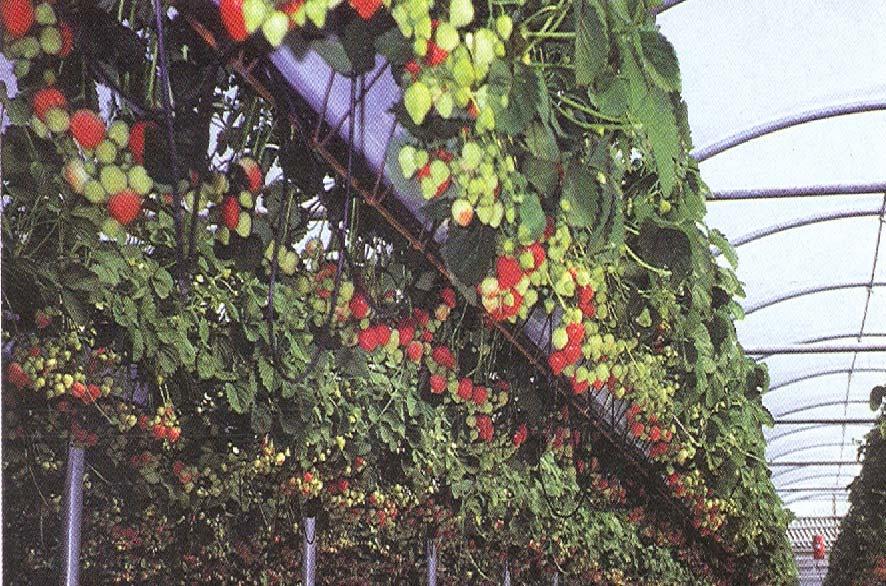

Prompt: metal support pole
xmin=426 ymin=538 xmax=437 ymax=586
xmin=502 ymin=560 xmax=511 ymax=586
xmin=552 ymin=572 xmax=559 ymax=585
xmin=60 ymin=445 xmax=85 ymax=586
xmin=303 ymin=517 xmax=316 ymax=586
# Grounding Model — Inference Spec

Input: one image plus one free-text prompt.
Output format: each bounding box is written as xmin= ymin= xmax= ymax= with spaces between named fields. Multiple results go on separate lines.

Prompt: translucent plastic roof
xmin=658 ymin=0 xmax=886 ymax=521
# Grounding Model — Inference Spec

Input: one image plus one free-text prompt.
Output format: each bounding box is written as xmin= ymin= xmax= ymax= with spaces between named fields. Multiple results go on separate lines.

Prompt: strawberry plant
xmin=1 ymin=0 xmax=798 ymax=584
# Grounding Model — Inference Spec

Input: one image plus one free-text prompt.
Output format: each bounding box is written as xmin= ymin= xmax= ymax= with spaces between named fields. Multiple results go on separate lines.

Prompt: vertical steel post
xmin=303 ymin=516 xmax=316 ymax=585
xmin=552 ymin=572 xmax=559 ymax=586
xmin=502 ymin=560 xmax=511 ymax=586
xmin=426 ymin=538 xmax=437 ymax=586
xmin=60 ymin=445 xmax=85 ymax=586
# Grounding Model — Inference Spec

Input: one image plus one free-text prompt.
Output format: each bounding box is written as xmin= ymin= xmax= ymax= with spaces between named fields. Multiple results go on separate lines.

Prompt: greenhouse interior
xmin=1 ymin=0 xmax=884 ymax=584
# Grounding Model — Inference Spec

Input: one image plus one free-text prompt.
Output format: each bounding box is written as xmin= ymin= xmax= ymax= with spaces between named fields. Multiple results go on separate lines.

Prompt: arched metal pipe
xmin=782 ymin=492 xmax=849 ymax=505
xmin=693 ymin=99 xmax=886 ymax=162
xmin=766 ymin=422 xmax=874 ymax=445
xmin=713 ymin=209 xmax=883 ymax=253
xmin=755 ymin=332 xmax=886 ymax=360
xmin=774 ymin=470 xmax=855 ymax=487
xmin=709 ymin=183 xmax=886 ymax=200
xmin=769 ymin=443 xmax=852 ymax=466
xmin=774 ymin=400 xmax=870 ymax=419
xmin=651 ymin=0 xmax=687 ymax=14
xmin=747 ymin=344 xmax=886 ymax=355
xmin=766 ymin=367 xmax=886 ymax=394
xmin=745 ymin=282 xmax=886 ymax=315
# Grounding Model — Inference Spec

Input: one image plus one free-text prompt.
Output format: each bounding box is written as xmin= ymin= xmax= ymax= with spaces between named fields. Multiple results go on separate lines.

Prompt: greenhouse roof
xmin=657 ymin=0 xmax=886 ymax=522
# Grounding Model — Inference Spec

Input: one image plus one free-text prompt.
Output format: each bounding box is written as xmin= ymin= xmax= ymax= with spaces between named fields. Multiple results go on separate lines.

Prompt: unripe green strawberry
xmin=451 ymin=198 xmax=473 ymax=227
xmin=45 ymin=108 xmax=69 ymax=133
xmin=398 ymin=145 xmax=417 ymax=177
xmin=11 ymin=36 xmax=39 ymax=59
xmin=39 ymin=25 xmax=62 ymax=55
xmin=34 ymin=2 xmax=54 ymax=24
xmin=449 ymin=0 xmax=473 ymax=28
xmin=451 ymin=53 xmax=474 ymax=87
xmin=238 ymin=190 xmax=253 ymax=208
xmin=404 ymin=81 xmax=432 ymax=125
xmin=107 ymin=120 xmax=129 ymax=146
xmin=435 ymin=91 xmax=453 ymax=118
xmin=64 ymin=159 xmax=90 ymax=194
xmin=216 ymin=226 xmax=231 ymax=245
xmin=435 ymin=22 xmax=459 ymax=51
xmin=242 ymin=0 xmax=269 ymax=34
xmin=29 ymin=114 xmax=49 ymax=139
xmin=42 ymin=69 xmax=55 ymax=85
xmin=552 ymin=327 xmax=568 ymax=350
xmin=262 ymin=10 xmax=288 ymax=46
xmin=279 ymin=250 xmax=298 ymax=275
xmin=95 ymin=139 xmax=117 ymax=163
xmin=83 ymin=179 xmax=107 ymax=204
xmin=235 ymin=211 xmax=252 ymax=237
xmin=102 ymin=218 xmax=123 ymax=238
xmin=13 ymin=58 xmax=30 ymax=78
xmin=495 ymin=15 xmax=512 ymax=40
xmin=461 ymin=142 xmax=482 ymax=170
xmin=128 ymin=165 xmax=153 ymax=195
xmin=99 ymin=165 xmax=127 ymax=195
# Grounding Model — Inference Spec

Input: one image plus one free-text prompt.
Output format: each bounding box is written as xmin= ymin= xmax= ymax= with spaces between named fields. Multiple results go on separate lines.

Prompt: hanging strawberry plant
xmin=2 ymin=0 xmax=798 ymax=583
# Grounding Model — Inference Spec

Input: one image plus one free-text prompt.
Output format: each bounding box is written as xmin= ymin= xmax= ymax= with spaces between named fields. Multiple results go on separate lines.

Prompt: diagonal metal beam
xmin=766 ymin=368 xmax=886 ymax=394
xmin=773 ymin=400 xmax=870 ymax=419
xmin=747 ymin=344 xmax=886 ymax=355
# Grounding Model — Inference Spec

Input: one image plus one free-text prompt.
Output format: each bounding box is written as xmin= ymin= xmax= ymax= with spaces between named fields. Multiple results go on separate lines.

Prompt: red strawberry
xmin=6 ymin=362 xmax=31 ymax=388
xmin=456 ymin=378 xmax=473 ymax=401
xmin=358 ymin=327 xmax=379 ymax=352
xmin=512 ymin=424 xmax=527 ymax=447
xmin=405 ymin=340 xmax=423 ymax=362
xmin=496 ymin=256 xmax=522 ymax=289
xmin=630 ymin=422 xmax=645 ymax=438
xmin=219 ymin=0 xmax=248 ymax=41
xmin=471 ymin=386 xmax=488 ymax=406
xmin=429 ymin=373 xmax=446 ymax=394
xmin=440 ymin=287 xmax=456 ymax=308
xmin=107 ymin=190 xmax=142 ymax=225
xmin=281 ymin=0 xmax=304 ymax=17
xmin=32 ymin=87 xmax=67 ymax=122
xmin=413 ymin=308 xmax=430 ymax=327
xmin=431 ymin=346 xmax=454 ymax=369
xmin=152 ymin=423 xmax=166 ymax=439
xmin=58 ymin=21 xmax=74 ymax=57
xmin=398 ymin=324 xmax=414 ymax=346
xmin=88 ymin=384 xmax=102 ymax=401
xmin=70 ymin=109 xmax=106 ymax=150
xmin=425 ymin=41 xmax=447 ymax=66
xmin=1 ymin=0 xmax=34 ymax=39
xmin=220 ymin=195 xmax=241 ymax=231
xmin=128 ymin=121 xmax=156 ymax=165
xmin=349 ymin=293 xmax=369 ymax=319
xmin=35 ymin=310 xmax=51 ymax=329
xmin=374 ymin=325 xmax=391 ymax=346
xmin=527 ymin=242 xmax=546 ymax=271
xmin=416 ymin=163 xmax=431 ymax=180
xmin=548 ymin=351 xmax=567 ymax=376
xmin=349 ymin=0 xmax=380 ymax=20
xmin=476 ymin=415 xmax=493 ymax=442
xmin=404 ymin=59 xmax=421 ymax=79
xmin=238 ymin=157 xmax=263 ymax=194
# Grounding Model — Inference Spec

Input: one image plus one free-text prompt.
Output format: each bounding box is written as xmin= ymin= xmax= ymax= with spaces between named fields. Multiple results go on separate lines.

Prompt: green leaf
xmin=488 ymin=62 xmax=541 ymax=135
xmin=561 ymin=164 xmax=599 ymax=228
xmin=441 ymin=223 xmax=498 ymax=286
xmin=574 ymin=0 xmax=610 ymax=86
xmin=374 ymin=27 xmax=411 ymax=66
xmin=624 ymin=48 xmax=680 ymax=196
xmin=638 ymin=30 xmax=681 ymax=92
xmin=251 ymin=402 xmax=272 ymax=434
xmin=151 ymin=268 xmax=174 ymax=300
xmin=523 ymin=121 xmax=559 ymax=162
xmin=633 ymin=220 xmax=692 ymax=280
xmin=519 ymin=192 xmax=546 ymax=241
xmin=871 ymin=385 xmax=886 ymax=411
xmin=225 ymin=382 xmax=253 ymax=414
xmin=709 ymin=229 xmax=738 ymax=269
xmin=311 ymin=37 xmax=353 ymax=76
xmin=523 ymin=157 xmax=559 ymax=195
